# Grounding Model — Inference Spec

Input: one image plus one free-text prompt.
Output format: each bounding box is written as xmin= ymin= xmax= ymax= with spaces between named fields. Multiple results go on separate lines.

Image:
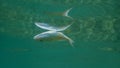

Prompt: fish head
xmin=33 ymin=33 xmax=49 ymax=41
xmin=33 ymin=31 xmax=58 ymax=41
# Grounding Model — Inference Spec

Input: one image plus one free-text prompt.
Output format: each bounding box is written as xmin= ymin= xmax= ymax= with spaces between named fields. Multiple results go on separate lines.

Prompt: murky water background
xmin=0 ymin=0 xmax=120 ymax=68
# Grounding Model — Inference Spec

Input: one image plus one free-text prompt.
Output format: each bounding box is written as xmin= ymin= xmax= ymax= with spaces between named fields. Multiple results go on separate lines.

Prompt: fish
xmin=33 ymin=22 xmax=74 ymax=47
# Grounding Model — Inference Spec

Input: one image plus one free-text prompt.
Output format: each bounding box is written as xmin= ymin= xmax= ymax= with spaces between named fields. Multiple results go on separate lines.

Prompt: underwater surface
xmin=0 ymin=0 xmax=120 ymax=68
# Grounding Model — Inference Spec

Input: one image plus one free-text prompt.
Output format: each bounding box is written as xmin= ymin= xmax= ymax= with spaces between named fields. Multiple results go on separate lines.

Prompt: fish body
xmin=34 ymin=22 xmax=72 ymax=31
xmin=34 ymin=31 xmax=67 ymax=41
xmin=34 ymin=31 xmax=60 ymax=41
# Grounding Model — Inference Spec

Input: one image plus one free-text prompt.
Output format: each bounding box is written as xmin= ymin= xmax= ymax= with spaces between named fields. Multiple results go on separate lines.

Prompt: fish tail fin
xmin=58 ymin=32 xmax=74 ymax=47
xmin=56 ymin=22 xmax=74 ymax=31
xmin=68 ymin=38 xmax=74 ymax=47
xmin=63 ymin=8 xmax=73 ymax=19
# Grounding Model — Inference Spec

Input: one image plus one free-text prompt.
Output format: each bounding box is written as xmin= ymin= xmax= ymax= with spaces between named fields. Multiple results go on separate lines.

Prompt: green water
xmin=0 ymin=0 xmax=120 ymax=68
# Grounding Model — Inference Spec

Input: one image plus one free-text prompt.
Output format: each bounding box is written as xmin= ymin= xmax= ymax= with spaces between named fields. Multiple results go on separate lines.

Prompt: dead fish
xmin=33 ymin=22 xmax=74 ymax=47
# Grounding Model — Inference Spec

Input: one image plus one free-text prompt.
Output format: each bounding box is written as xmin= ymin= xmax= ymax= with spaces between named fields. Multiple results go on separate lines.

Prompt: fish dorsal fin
xmin=35 ymin=22 xmax=72 ymax=31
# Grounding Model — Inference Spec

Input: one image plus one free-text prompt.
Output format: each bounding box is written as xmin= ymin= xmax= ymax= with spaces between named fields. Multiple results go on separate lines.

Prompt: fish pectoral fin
xmin=58 ymin=32 xmax=74 ymax=47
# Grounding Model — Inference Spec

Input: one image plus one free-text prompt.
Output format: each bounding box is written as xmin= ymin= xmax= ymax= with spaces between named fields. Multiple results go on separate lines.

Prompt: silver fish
xmin=33 ymin=23 xmax=74 ymax=47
